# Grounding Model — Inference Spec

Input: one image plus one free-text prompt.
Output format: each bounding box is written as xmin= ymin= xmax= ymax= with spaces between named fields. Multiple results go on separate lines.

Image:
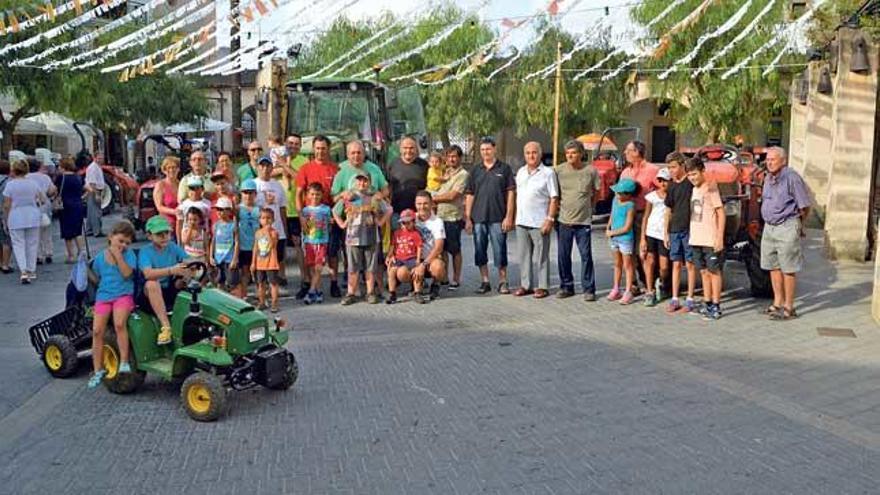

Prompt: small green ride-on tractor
xmin=30 ymin=262 xmax=298 ymax=421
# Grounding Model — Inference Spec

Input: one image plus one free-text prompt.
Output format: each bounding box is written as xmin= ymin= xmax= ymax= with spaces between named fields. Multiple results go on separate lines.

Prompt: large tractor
xmin=285 ymin=78 xmax=428 ymax=167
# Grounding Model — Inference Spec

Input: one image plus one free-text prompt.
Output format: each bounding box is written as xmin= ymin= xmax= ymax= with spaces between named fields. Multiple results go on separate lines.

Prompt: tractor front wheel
xmin=268 ymin=352 xmax=299 ymax=391
xmin=102 ymin=332 xmax=146 ymax=394
xmin=42 ymin=335 xmax=79 ymax=378
xmin=181 ymin=372 xmax=227 ymax=422
xmin=745 ymin=239 xmax=772 ymax=298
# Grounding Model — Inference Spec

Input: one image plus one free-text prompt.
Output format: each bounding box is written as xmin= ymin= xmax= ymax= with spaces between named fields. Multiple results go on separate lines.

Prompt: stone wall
xmin=789 ymin=27 xmax=877 ymax=261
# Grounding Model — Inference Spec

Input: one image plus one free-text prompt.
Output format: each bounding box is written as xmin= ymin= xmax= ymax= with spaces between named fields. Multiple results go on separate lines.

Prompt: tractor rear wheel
xmin=102 ymin=332 xmax=146 ymax=394
xmin=42 ymin=335 xmax=79 ymax=378
xmin=745 ymin=239 xmax=772 ymax=298
xmin=268 ymin=352 xmax=299 ymax=391
xmin=181 ymin=371 xmax=227 ymax=422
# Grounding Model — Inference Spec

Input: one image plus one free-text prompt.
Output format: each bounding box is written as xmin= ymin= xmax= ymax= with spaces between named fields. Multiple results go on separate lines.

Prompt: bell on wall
xmin=817 ymin=65 xmax=833 ymax=94
xmin=851 ymin=34 xmax=871 ymax=73
xmin=798 ymin=71 xmax=809 ymax=105
xmin=829 ymin=38 xmax=839 ymax=74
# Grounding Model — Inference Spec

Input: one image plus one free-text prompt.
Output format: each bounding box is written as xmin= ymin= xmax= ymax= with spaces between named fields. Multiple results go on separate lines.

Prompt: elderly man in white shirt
xmin=514 ymin=141 xmax=559 ymax=299
xmin=84 ymin=153 xmax=105 ymax=237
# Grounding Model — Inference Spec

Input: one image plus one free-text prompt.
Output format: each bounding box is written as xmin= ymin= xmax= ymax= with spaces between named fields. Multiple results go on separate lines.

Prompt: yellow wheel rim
xmin=103 ymin=344 xmax=119 ymax=379
xmin=45 ymin=345 xmax=63 ymax=371
xmin=186 ymin=384 xmax=212 ymax=414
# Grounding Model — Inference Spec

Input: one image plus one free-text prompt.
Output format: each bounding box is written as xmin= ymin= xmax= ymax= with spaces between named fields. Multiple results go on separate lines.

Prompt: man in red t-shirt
xmin=619 ymin=140 xmax=659 ymax=289
xmin=295 ymin=135 xmax=342 ymax=297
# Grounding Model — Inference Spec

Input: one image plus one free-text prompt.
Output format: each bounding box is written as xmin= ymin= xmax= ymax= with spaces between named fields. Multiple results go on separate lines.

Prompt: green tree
xmin=630 ymin=0 xmax=791 ymax=142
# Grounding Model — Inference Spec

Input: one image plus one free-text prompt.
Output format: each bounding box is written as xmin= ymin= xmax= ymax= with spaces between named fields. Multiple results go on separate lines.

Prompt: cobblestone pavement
xmin=1 ymin=221 xmax=880 ymax=494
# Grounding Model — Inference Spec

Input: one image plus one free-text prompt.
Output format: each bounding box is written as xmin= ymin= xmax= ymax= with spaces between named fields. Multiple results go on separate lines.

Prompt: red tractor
xmin=680 ymin=144 xmax=771 ymax=297
xmin=578 ymin=127 xmax=642 ymax=214
xmin=72 ymin=122 xmax=139 ymax=215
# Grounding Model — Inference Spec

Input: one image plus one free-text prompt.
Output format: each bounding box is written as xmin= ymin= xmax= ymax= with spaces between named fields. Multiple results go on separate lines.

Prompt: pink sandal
xmin=606 ymin=288 xmax=621 ymax=301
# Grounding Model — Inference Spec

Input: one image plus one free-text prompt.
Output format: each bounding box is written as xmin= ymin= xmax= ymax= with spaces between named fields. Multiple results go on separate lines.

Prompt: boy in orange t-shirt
xmin=250 ymin=208 xmax=281 ymax=313
xmin=685 ymin=157 xmax=726 ymax=321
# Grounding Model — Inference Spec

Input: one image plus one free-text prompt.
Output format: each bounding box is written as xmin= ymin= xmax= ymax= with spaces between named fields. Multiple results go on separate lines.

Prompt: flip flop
xmin=769 ymin=307 xmax=798 ymax=321
xmin=762 ymin=305 xmax=781 ymax=315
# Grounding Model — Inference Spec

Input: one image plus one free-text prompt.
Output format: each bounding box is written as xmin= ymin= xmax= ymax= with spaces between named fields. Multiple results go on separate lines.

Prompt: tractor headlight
xmin=249 ymin=327 xmax=266 ymax=343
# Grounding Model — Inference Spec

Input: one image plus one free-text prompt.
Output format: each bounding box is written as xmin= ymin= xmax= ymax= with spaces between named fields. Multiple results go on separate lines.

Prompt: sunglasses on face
xmin=249 ymin=147 xmax=262 ymax=152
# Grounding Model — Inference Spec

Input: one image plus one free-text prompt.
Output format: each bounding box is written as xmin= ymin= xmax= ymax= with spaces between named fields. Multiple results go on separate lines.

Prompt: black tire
xmin=745 ymin=240 xmax=772 ymax=298
xmin=102 ymin=331 xmax=146 ymax=394
xmin=42 ymin=335 xmax=79 ymax=378
xmin=180 ymin=371 xmax=227 ymax=422
xmin=102 ymin=174 xmax=118 ymax=215
xmin=268 ymin=352 xmax=299 ymax=391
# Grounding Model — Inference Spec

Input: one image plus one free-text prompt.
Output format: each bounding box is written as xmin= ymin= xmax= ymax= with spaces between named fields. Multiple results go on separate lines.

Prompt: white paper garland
xmin=167 ymin=45 xmax=219 ymax=74
xmin=10 ymin=0 xmax=168 ymax=67
xmin=693 ymin=0 xmax=776 ymax=78
xmin=43 ymin=0 xmax=213 ymax=70
xmin=0 ymin=0 xmax=128 ymax=58
xmin=721 ymin=0 xmax=824 ymax=79
xmin=100 ymin=21 xmax=216 ymax=73
xmin=1 ymin=0 xmax=90 ymax=40
xmin=303 ymin=23 xmax=399 ymax=79
xmin=657 ymin=0 xmax=753 ymax=80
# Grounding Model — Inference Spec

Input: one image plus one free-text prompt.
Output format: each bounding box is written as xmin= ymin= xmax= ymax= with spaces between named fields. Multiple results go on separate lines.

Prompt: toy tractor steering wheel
xmin=185 ymin=261 xmax=209 ymax=285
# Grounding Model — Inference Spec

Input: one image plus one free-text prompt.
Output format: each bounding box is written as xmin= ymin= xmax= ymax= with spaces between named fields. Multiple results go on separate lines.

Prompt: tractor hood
xmin=197 ymin=288 xmax=257 ymax=315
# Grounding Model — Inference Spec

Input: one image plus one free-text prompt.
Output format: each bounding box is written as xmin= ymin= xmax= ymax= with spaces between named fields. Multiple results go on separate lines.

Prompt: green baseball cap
xmin=145 ymin=215 xmax=172 ymax=234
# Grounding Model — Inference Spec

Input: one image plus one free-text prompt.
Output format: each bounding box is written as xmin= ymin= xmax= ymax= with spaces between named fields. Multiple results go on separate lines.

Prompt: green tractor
xmin=30 ymin=262 xmax=298 ymax=422
xmin=286 ymin=78 xmax=429 ymax=166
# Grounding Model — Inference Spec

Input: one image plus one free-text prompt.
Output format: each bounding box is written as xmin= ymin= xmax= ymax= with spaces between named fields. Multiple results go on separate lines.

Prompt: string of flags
xmin=0 ymin=0 xmax=91 ymax=37
xmin=115 ymin=23 xmax=216 ymax=82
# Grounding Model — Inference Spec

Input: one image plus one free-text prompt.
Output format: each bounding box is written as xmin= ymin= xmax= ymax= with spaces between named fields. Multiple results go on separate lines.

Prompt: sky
xmin=214 ymin=0 xmax=641 ymax=71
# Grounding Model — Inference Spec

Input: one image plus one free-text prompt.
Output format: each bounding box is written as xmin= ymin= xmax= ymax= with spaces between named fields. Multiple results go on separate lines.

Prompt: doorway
xmin=651 ymin=126 xmax=676 ymax=163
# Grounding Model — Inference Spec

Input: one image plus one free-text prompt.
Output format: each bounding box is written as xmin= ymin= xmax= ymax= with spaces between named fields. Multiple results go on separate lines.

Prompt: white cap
xmin=657 ymin=167 xmax=671 ymax=181
xmin=214 ymin=196 xmax=234 ymax=209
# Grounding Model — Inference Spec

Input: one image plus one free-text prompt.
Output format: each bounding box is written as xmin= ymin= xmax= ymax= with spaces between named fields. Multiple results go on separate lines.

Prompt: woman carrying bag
xmin=55 ymin=157 xmax=86 ymax=263
xmin=3 ymin=160 xmax=47 ymax=283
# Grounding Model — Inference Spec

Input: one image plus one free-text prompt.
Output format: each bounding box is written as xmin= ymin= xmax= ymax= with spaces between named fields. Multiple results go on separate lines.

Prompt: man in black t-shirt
xmin=663 ymin=152 xmax=696 ymax=313
xmin=386 ymin=136 xmax=428 ymax=214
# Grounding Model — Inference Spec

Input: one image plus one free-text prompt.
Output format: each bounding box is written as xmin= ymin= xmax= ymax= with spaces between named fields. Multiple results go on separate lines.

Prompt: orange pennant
xmin=9 ymin=11 xmax=20 ymax=33
xmin=241 ymin=6 xmax=254 ymax=22
xmin=547 ymin=0 xmax=559 ymax=16
xmin=145 ymin=56 xmax=154 ymax=75
xmin=37 ymin=2 xmax=57 ymax=22
xmin=269 ymin=0 xmax=279 ymax=6
xmin=118 ymin=69 xmax=129 ymax=83
xmin=0 ymin=14 xmax=6 ymax=36
xmin=253 ymin=0 xmax=268 ymax=16
xmin=73 ymin=0 xmax=83 ymax=15
xmin=128 ymin=66 xmax=138 ymax=80
xmin=501 ymin=18 xmax=515 ymax=28
xmin=198 ymin=27 xmax=209 ymax=44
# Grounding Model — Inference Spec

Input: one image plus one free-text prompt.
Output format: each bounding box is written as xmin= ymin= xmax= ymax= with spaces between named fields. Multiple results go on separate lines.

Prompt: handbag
xmin=53 ymin=175 xmax=65 ymax=212
xmin=40 ymin=212 xmax=51 ymax=227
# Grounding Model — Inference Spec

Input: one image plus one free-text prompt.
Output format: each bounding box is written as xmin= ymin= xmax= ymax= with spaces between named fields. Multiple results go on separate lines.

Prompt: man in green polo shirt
xmin=331 ymin=140 xmax=389 ymax=201
xmin=238 ymin=141 xmax=262 ymax=183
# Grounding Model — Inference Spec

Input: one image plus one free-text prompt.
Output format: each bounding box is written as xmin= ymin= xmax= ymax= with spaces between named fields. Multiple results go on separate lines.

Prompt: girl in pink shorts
xmin=88 ymin=221 xmax=138 ymax=389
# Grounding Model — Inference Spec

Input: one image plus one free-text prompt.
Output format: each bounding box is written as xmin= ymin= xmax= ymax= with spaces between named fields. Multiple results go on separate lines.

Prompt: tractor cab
xmin=577 ymin=127 xmax=641 ymax=214
xmin=286 ymin=78 xmax=428 ymax=167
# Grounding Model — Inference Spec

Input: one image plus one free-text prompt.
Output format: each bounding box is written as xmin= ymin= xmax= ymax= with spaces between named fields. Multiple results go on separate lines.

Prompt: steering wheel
xmin=185 ymin=261 xmax=209 ymax=284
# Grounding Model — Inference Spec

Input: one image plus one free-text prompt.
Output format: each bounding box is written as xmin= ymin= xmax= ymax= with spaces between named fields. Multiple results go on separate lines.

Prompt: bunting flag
xmin=0 ymin=14 xmax=6 ymax=36
xmin=652 ymin=0 xmax=718 ymax=60
xmin=73 ymin=0 xmax=83 ymax=15
xmin=253 ymin=0 xmax=269 ymax=16
xmin=101 ymin=21 xmax=216 ymax=75
xmin=9 ymin=11 xmax=20 ymax=33
xmin=241 ymin=6 xmax=254 ymax=22
xmin=118 ymin=68 xmax=129 ymax=83
xmin=303 ymin=21 xmax=399 ymax=79
xmin=36 ymin=3 xmax=57 ymax=22
xmin=548 ymin=0 xmax=561 ymax=16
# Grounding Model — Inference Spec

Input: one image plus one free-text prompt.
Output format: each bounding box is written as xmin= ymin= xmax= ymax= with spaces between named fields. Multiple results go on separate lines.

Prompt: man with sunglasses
xmin=238 ymin=141 xmax=264 ymax=183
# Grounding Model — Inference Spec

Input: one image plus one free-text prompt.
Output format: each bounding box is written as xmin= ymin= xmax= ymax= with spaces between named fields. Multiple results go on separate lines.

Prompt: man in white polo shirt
xmin=84 ymin=152 xmax=105 ymax=237
xmin=514 ymin=141 xmax=559 ymax=299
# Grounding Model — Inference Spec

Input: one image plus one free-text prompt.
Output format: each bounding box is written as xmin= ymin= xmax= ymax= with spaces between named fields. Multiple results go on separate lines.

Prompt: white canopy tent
xmin=165 ymin=118 xmax=231 ymax=133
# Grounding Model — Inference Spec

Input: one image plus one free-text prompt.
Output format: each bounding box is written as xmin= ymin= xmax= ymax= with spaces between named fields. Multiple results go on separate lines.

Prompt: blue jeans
xmin=473 ymin=222 xmax=507 ymax=268
xmin=557 ymin=224 xmax=595 ymax=294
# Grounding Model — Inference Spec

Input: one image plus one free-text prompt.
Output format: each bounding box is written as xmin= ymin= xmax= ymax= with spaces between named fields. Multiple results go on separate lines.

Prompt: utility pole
xmin=230 ymin=0 xmax=243 ymax=153
xmin=552 ymin=41 xmax=563 ymax=166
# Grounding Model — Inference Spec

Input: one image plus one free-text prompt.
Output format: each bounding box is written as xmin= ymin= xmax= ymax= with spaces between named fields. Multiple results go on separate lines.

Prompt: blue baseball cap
xmin=241 ymin=178 xmax=257 ymax=191
xmin=611 ymin=178 xmax=637 ymax=195
xmin=258 ymin=155 xmax=273 ymax=166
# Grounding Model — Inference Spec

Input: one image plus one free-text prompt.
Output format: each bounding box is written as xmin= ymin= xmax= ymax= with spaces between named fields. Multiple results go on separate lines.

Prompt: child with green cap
xmin=606 ymin=178 xmax=638 ymax=305
xmin=137 ymin=215 xmax=190 ymax=345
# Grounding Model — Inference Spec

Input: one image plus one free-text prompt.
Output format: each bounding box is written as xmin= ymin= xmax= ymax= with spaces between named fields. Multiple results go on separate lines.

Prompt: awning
xmin=165 ymin=118 xmax=231 ymax=133
xmin=24 ymin=112 xmax=84 ymax=136
xmin=13 ymin=118 xmax=48 ymax=135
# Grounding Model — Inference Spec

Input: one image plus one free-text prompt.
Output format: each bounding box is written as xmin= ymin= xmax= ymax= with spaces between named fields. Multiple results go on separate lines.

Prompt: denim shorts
xmin=609 ymin=236 xmax=634 ymax=255
xmin=668 ymin=231 xmax=693 ymax=262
